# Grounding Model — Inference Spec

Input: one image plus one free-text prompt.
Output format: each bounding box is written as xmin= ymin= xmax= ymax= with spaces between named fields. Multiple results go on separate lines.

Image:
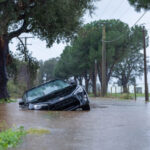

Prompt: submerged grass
xmin=27 ymin=128 xmax=50 ymax=135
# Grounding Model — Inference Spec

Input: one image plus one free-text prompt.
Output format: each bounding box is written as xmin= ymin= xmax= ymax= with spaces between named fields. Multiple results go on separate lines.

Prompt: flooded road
xmin=1 ymin=98 xmax=150 ymax=150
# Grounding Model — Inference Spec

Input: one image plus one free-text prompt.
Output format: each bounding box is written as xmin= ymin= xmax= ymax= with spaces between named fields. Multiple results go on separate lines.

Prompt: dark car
xmin=19 ymin=79 xmax=90 ymax=111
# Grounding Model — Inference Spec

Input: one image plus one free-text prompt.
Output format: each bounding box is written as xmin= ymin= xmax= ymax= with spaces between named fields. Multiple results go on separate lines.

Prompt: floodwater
xmin=1 ymin=97 xmax=150 ymax=150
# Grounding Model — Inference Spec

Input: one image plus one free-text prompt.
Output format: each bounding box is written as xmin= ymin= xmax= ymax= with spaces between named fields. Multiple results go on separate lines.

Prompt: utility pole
xmin=134 ymin=78 xmax=137 ymax=101
xmin=21 ymin=37 xmax=33 ymax=61
xmin=143 ymin=26 xmax=149 ymax=102
xmin=18 ymin=36 xmax=33 ymax=62
xmin=101 ymin=25 xmax=107 ymax=97
xmin=94 ymin=59 xmax=97 ymax=97
xmin=18 ymin=36 xmax=34 ymax=89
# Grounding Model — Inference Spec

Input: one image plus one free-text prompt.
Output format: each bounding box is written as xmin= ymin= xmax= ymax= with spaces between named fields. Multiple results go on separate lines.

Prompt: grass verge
xmin=0 ymin=99 xmax=17 ymax=104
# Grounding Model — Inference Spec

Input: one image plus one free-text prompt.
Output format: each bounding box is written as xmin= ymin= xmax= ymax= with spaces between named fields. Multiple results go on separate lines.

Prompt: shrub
xmin=7 ymin=80 xmax=27 ymax=98
xmin=0 ymin=126 xmax=26 ymax=150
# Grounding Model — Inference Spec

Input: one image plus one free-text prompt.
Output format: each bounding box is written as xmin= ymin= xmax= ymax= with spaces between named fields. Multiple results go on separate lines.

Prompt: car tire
xmin=82 ymin=104 xmax=90 ymax=111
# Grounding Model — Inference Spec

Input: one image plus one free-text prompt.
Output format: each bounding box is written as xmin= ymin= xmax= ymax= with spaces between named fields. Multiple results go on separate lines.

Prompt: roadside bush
xmin=7 ymin=80 xmax=27 ymax=98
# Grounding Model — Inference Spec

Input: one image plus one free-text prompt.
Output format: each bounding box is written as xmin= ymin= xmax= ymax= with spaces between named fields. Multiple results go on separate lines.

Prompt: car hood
xmin=28 ymin=84 xmax=77 ymax=104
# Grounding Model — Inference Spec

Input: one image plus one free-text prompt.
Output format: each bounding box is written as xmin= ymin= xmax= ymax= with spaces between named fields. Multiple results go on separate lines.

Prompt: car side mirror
xmin=70 ymin=80 xmax=77 ymax=85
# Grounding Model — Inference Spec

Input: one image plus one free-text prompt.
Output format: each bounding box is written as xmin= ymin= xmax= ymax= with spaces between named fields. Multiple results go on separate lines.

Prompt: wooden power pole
xmin=101 ymin=25 xmax=107 ymax=97
xmin=143 ymin=26 xmax=149 ymax=102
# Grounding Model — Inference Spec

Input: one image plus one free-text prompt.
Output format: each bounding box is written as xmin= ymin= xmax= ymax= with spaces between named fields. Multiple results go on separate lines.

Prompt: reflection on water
xmin=0 ymin=98 xmax=150 ymax=150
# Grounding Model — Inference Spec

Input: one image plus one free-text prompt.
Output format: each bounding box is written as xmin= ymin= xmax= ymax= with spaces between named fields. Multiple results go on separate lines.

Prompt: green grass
xmin=0 ymin=99 xmax=17 ymax=104
xmin=89 ymin=93 xmax=147 ymax=100
xmin=107 ymin=93 xmax=148 ymax=98
xmin=0 ymin=126 xmax=26 ymax=150
xmin=88 ymin=93 xmax=95 ymax=97
xmin=106 ymin=93 xmax=133 ymax=99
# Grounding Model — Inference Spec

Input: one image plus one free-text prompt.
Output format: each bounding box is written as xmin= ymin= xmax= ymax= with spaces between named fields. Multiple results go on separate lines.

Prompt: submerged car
xmin=19 ymin=79 xmax=90 ymax=111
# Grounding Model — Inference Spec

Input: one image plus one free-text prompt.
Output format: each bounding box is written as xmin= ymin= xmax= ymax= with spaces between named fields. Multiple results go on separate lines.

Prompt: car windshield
xmin=26 ymin=80 xmax=70 ymax=102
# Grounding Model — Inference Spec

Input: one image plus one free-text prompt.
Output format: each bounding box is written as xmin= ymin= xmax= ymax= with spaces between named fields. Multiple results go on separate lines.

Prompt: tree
xmin=0 ymin=0 xmax=96 ymax=99
xmin=55 ymin=46 xmax=74 ymax=79
xmin=16 ymin=42 xmax=39 ymax=89
xmin=128 ymin=0 xmax=150 ymax=11
xmin=72 ymin=20 xmax=132 ymax=93
xmin=113 ymin=51 xmax=144 ymax=93
xmin=7 ymin=52 xmax=18 ymax=82
xmin=38 ymin=58 xmax=59 ymax=84
xmin=113 ymin=26 xmax=149 ymax=93
xmin=55 ymin=20 xmax=146 ymax=95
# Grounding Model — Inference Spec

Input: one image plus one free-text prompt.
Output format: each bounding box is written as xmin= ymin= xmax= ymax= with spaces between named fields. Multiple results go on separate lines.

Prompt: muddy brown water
xmin=1 ymin=97 xmax=150 ymax=150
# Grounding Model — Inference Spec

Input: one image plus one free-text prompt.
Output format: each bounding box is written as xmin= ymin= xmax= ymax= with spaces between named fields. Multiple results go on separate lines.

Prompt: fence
xmin=107 ymin=83 xmax=149 ymax=100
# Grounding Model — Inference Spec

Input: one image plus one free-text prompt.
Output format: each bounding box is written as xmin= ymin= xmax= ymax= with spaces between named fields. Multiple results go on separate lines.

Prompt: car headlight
xmin=34 ymin=104 xmax=42 ymax=110
xmin=33 ymin=104 xmax=48 ymax=110
xmin=74 ymin=86 xmax=83 ymax=95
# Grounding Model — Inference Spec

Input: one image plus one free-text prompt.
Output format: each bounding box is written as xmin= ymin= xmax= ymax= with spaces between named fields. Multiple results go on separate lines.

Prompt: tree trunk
xmin=84 ymin=73 xmax=89 ymax=93
xmin=74 ymin=76 xmax=77 ymax=84
xmin=27 ymin=64 xmax=32 ymax=89
xmin=0 ymin=36 xmax=9 ymax=99
xmin=123 ymin=84 xmax=128 ymax=93
xmin=91 ymin=70 xmax=97 ymax=97
xmin=78 ymin=76 xmax=83 ymax=86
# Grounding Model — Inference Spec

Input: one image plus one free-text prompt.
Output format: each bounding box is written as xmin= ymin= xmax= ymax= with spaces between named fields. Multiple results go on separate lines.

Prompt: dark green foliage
xmin=128 ymin=0 xmax=150 ymax=11
xmin=0 ymin=0 xmax=97 ymax=43
xmin=113 ymin=51 xmax=144 ymax=92
xmin=55 ymin=46 xmax=75 ymax=79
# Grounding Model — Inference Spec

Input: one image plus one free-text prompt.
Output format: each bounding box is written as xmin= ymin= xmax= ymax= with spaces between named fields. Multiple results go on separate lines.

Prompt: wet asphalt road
xmin=1 ymin=97 xmax=150 ymax=150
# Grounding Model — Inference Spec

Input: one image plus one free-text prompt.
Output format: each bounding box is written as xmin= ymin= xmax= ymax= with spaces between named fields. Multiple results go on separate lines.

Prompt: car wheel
xmin=82 ymin=104 xmax=90 ymax=111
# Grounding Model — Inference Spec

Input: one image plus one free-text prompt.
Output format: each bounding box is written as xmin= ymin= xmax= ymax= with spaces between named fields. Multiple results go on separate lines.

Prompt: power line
xmin=109 ymin=0 xmax=126 ymax=18
xmin=118 ymin=6 xmax=130 ymax=19
xmin=132 ymin=11 xmax=147 ymax=27
xmin=99 ymin=0 xmax=112 ymax=19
